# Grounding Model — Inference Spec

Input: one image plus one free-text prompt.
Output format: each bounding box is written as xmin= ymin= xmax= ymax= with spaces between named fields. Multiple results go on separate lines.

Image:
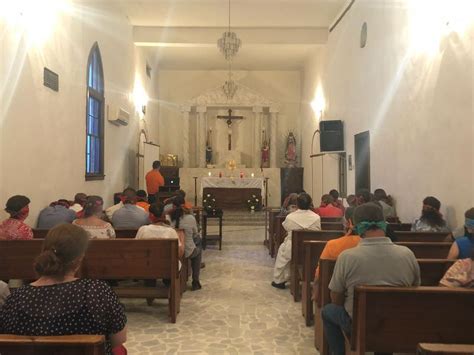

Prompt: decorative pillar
xmin=269 ymin=107 xmax=279 ymax=168
xmin=196 ymin=106 xmax=207 ymax=168
xmin=253 ymin=106 xmax=263 ymax=168
xmin=181 ymin=106 xmax=191 ymax=168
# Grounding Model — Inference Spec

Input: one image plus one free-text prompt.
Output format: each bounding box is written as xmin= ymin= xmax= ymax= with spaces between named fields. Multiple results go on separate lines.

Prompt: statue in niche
xmin=205 ymin=128 xmax=213 ymax=164
xmin=261 ymin=129 xmax=270 ymax=168
xmin=285 ymin=131 xmax=297 ymax=167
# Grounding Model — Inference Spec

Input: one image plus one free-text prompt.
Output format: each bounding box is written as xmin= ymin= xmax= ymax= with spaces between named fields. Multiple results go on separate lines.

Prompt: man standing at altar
xmin=146 ymin=160 xmax=164 ymax=204
xmin=272 ymin=193 xmax=321 ymax=289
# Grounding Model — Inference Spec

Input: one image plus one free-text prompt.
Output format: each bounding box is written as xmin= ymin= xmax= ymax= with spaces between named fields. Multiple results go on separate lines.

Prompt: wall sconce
xmin=142 ymin=105 xmax=146 ymax=115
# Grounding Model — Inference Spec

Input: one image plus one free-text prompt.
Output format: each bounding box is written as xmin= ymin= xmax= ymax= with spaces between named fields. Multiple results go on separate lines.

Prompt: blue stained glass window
xmin=85 ymin=43 xmax=104 ymax=179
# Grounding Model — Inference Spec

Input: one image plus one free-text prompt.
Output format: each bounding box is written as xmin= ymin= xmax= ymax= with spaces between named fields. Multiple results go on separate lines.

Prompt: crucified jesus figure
xmin=217 ymin=109 xmax=243 ymax=150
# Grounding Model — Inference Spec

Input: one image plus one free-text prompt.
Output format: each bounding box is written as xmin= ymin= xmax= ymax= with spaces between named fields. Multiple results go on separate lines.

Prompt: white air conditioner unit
xmin=107 ymin=106 xmax=130 ymax=126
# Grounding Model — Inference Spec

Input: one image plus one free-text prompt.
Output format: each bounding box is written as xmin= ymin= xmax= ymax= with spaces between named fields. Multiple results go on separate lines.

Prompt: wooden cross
xmin=217 ymin=109 xmax=243 ymax=150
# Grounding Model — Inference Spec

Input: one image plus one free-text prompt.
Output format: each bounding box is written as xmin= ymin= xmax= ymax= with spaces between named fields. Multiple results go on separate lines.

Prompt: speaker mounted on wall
xmin=320 ymin=120 xmax=344 ymax=152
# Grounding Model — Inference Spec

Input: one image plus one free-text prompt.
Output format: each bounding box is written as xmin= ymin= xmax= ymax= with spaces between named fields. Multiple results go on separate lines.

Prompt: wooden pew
xmin=273 ymin=215 xmax=287 ymax=256
xmin=315 ymin=258 xmax=455 ymax=355
xmin=114 ymin=229 xmax=138 ymax=238
xmin=0 ymin=334 xmax=105 ymax=355
xmin=32 ymin=229 xmax=49 ymax=239
xmin=267 ymin=208 xmax=281 ymax=257
xmin=394 ymin=231 xmax=452 ymax=242
xmin=0 ymin=239 xmax=182 ymax=323
xmin=397 ymin=242 xmax=451 ymax=259
xmin=320 ymin=217 xmax=343 ymax=223
xmin=350 ymin=286 xmax=474 ymax=354
xmin=417 ymin=343 xmax=474 ymax=355
xmin=290 ymin=230 xmax=344 ymax=302
xmin=301 ymin=240 xmax=327 ymax=326
xmin=321 ymin=222 xmax=345 ymax=231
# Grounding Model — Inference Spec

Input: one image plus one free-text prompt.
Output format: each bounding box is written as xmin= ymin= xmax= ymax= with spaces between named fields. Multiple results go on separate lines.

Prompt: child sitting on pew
xmin=447 ymin=208 xmax=474 ymax=259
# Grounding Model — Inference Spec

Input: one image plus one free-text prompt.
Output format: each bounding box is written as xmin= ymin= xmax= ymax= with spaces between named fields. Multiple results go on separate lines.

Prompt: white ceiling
xmin=112 ymin=0 xmax=348 ymax=70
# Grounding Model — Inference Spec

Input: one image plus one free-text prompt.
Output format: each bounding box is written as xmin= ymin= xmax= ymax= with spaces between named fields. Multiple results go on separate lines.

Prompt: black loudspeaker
xmin=320 ymin=120 xmax=344 ymax=152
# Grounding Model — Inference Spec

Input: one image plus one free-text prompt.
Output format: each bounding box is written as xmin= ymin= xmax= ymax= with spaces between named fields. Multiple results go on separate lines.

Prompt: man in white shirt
xmin=272 ymin=193 xmax=321 ymax=289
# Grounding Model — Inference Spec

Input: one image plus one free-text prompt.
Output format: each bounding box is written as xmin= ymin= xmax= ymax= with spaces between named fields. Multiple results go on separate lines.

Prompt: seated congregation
xmin=0 ymin=187 xmax=205 ymax=354
xmin=269 ymin=188 xmax=474 ymax=354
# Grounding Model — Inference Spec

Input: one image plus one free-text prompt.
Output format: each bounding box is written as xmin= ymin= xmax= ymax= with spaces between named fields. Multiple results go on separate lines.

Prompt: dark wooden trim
xmin=329 ymin=0 xmax=355 ymax=33
xmin=85 ymin=174 xmax=105 ymax=181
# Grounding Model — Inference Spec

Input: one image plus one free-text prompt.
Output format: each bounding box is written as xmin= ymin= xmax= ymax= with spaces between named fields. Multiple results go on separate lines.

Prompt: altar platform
xmin=179 ymin=168 xmax=281 ymax=209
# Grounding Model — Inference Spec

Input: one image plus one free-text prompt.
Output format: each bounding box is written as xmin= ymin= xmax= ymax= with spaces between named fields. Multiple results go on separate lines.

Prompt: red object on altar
xmin=240 ymin=171 xmax=244 ymax=178
xmin=219 ymin=172 xmax=222 ymax=178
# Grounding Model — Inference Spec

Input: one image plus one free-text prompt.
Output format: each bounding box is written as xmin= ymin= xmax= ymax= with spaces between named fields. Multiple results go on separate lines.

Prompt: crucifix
xmin=217 ymin=108 xmax=243 ymax=150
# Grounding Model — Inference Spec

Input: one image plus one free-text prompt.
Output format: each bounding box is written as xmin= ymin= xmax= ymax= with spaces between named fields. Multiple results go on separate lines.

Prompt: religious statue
xmin=261 ymin=129 xmax=270 ymax=168
xmin=205 ymin=128 xmax=213 ymax=164
xmin=285 ymin=131 xmax=297 ymax=167
xmin=217 ymin=109 xmax=243 ymax=151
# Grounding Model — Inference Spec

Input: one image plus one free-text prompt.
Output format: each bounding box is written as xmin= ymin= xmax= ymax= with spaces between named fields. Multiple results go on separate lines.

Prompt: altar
xmin=201 ymin=177 xmax=264 ymax=209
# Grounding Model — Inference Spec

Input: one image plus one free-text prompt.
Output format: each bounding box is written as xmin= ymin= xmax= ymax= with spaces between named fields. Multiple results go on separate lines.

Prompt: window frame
xmin=85 ymin=42 xmax=105 ymax=181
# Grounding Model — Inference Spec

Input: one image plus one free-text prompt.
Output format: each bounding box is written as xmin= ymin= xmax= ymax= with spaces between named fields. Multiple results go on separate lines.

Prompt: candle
xmin=208 ymin=171 xmax=211 ymax=177
xmin=219 ymin=171 xmax=222 ymax=178
xmin=240 ymin=171 xmax=244 ymax=178
xmin=251 ymin=173 xmax=255 ymax=178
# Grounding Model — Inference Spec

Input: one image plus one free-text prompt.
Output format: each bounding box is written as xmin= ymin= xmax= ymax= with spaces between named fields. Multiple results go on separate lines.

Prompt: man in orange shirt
xmin=312 ymin=208 xmax=361 ymax=302
xmin=146 ymin=161 xmax=164 ymax=204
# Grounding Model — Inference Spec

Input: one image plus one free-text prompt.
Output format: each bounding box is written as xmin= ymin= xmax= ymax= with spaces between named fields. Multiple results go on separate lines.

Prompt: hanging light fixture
xmin=222 ymin=61 xmax=238 ymax=100
xmin=217 ymin=0 xmax=241 ymax=60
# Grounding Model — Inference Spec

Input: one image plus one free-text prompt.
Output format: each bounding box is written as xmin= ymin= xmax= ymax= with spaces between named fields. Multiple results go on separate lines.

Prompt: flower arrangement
xmin=247 ymin=194 xmax=261 ymax=212
xmin=203 ymin=193 xmax=218 ymax=215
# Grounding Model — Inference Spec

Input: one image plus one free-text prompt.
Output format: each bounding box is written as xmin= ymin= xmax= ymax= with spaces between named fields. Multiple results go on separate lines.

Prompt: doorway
xmin=354 ymin=131 xmax=370 ymax=192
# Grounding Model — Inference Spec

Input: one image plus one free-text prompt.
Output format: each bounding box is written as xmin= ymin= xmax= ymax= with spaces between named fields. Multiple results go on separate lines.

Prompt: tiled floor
xmin=124 ymin=224 xmax=316 ymax=354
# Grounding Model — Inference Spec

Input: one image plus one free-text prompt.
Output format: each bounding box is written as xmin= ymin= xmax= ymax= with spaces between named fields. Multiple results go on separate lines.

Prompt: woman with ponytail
xmin=73 ymin=196 xmax=116 ymax=239
xmin=0 ymin=224 xmax=127 ymax=355
xmin=169 ymin=196 xmax=203 ymax=291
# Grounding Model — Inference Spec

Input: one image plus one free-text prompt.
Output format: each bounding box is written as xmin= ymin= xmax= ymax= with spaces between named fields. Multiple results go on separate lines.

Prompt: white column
xmin=196 ymin=106 xmax=207 ymax=168
xmin=253 ymin=106 xmax=263 ymax=168
xmin=181 ymin=106 xmax=191 ymax=168
xmin=270 ymin=107 xmax=279 ymax=168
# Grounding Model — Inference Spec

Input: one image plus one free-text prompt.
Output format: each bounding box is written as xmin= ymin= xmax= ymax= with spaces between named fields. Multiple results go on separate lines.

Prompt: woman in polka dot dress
xmin=0 ymin=224 xmax=127 ymax=355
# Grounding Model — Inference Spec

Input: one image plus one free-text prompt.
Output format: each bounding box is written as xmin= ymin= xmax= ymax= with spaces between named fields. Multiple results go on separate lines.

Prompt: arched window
xmin=85 ymin=42 xmax=105 ymax=180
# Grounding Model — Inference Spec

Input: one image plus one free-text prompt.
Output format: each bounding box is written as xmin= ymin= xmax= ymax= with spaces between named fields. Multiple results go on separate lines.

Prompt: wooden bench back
xmin=292 ymin=230 xmax=344 ymax=267
xmin=82 ymin=239 xmax=179 ymax=279
xmin=320 ymin=217 xmax=343 ymax=223
xmin=302 ymin=240 xmax=327 ymax=281
xmin=396 ymin=242 xmax=451 ymax=259
xmin=394 ymin=231 xmax=452 ymax=243
xmin=113 ymin=229 xmax=138 ymax=238
xmin=317 ymin=258 xmax=455 ymax=308
xmin=0 ymin=334 xmax=105 ymax=355
xmin=0 ymin=239 xmax=179 ymax=280
xmin=321 ymin=222 xmax=345 ymax=231
xmin=352 ymin=286 xmax=474 ymax=353
xmin=32 ymin=229 xmax=48 ymax=239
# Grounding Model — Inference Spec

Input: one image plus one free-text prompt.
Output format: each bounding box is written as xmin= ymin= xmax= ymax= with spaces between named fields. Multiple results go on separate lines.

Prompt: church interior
xmin=1 ymin=0 xmax=473 ymax=354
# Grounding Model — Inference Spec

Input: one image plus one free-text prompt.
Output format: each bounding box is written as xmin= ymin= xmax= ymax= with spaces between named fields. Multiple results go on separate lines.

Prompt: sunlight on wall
xmin=310 ymin=84 xmax=326 ymax=121
xmin=132 ymin=75 xmax=149 ymax=120
xmin=0 ymin=0 xmax=71 ymax=48
xmin=409 ymin=0 xmax=474 ymax=55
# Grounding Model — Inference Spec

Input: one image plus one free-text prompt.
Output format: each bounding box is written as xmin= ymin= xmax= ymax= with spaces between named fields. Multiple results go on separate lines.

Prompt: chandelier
xmin=217 ymin=0 xmax=241 ymax=60
xmin=222 ymin=62 xmax=238 ymax=100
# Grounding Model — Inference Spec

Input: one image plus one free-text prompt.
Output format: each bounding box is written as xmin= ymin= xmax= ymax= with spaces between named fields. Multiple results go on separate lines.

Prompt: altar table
xmin=201 ymin=177 xmax=264 ymax=209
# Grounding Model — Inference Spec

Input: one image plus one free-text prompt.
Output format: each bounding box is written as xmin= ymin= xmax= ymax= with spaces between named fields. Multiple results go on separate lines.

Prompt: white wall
xmin=156 ymin=70 xmax=302 ymax=168
xmin=302 ymin=0 xmax=474 ymax=230
xmin=0 ymin=3 xmax=157 ymax=225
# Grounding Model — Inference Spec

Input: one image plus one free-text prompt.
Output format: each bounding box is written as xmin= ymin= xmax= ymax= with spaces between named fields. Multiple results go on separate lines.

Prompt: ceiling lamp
xmin=217 ymin=0 xmax=241 ymax=60
xmin=222 ymin=62 xmax=238 ymax=100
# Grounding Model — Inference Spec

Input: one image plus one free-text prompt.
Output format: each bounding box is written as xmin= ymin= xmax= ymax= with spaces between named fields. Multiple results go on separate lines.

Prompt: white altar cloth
xmin=201 ymin=177 xmax=264 ymax=194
